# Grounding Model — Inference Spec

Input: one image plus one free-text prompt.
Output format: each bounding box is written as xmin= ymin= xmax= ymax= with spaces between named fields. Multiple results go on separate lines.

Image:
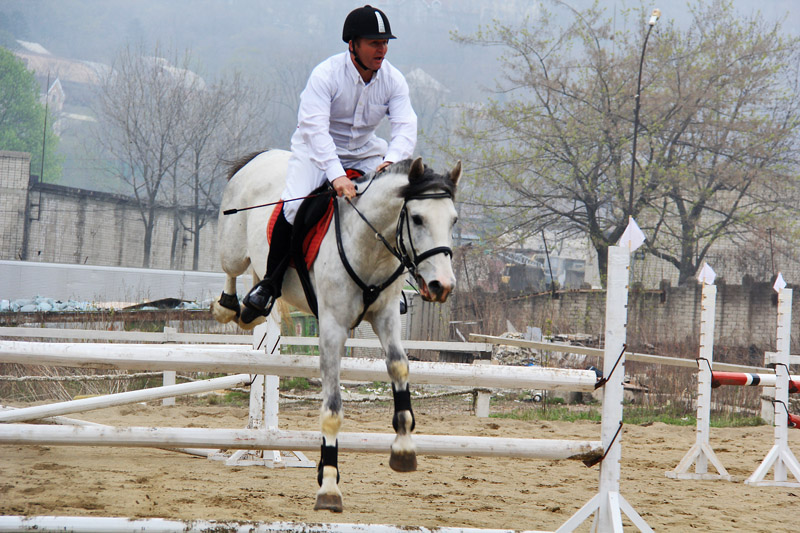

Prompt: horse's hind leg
xmin=211 ymin=275 xmax=241 ymax=324
xmin=314 ymin=323 xmax=346 ymax=512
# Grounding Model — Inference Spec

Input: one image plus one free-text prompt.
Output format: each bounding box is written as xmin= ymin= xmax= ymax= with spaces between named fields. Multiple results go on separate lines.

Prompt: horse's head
xmin=397 ymin=158 xmax=461 ymax=303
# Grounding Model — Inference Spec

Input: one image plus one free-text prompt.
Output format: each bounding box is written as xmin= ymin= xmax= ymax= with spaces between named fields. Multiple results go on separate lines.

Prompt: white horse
xmin=211 ymin=149 xmax=460 ymax=512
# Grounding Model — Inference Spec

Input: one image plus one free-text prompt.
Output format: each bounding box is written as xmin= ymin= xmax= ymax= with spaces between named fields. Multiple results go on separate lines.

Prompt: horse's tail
xmin=225 ymin=150 xmax=270 ymax=181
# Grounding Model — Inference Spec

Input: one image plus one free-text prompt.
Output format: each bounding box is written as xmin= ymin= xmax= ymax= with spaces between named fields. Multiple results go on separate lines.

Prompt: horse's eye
xmin=453 ymin=216 xmax=459 ymax=226
xmin=411 ymin=215 xmax=423 ymax=225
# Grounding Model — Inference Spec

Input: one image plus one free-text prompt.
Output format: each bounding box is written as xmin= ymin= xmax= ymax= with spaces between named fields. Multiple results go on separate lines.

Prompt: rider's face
xmin=353 ymin=39 xmax=388 ymax=71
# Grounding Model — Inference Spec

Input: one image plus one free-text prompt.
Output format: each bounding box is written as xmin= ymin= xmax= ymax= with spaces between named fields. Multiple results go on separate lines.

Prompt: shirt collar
xmin=343 ymin=51 xmax=383 ymax=86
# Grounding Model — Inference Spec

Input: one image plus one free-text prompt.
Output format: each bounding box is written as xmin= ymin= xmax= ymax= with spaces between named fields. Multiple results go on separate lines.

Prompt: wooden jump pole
xmin=710 ymin=371 xmax=800 ymax=392
xmin=0 ymin=515 xmax=548 ymax=533
xmin=0 ymin=424 xmax=603 ymax=462
xmin=0 ymin=373 xmax=252 ymax=423
xmin=745 ymin=285 xmax=800 ymax=487
xmin=666 ymin=273 xmax=732 ymax=481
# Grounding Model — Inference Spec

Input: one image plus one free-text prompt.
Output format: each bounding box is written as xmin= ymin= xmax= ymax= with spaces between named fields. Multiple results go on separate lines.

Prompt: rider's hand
xmin=332 ymin=175 xmax=357 ymax=200
xmin=377 ymin=161 xmax=393 ymax=173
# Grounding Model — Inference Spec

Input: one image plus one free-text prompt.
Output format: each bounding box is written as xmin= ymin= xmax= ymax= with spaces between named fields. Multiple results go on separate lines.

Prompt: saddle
xmin=266 ymin=169 xmax=364 ymax=316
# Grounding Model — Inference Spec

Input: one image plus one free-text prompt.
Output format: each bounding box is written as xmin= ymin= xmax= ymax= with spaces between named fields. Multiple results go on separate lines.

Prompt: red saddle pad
xmin=267 ymin=199 xmax=334 ymax=270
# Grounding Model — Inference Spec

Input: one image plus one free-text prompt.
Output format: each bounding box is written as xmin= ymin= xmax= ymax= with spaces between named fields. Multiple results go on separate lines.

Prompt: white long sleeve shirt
xmin=290 ymin=52 xmax=417 ymax=182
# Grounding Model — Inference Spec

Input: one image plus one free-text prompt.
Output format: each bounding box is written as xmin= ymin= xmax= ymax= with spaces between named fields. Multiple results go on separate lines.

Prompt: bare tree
xmin=177 ymin=71 xmax=275 ymax=270
xmin=450 ymin=0 xmax=800 ymax=285
xmin=94 ymin=45 xmax=199 ymax=268
xmin=95 ymin=45 xmax=276 ymax=270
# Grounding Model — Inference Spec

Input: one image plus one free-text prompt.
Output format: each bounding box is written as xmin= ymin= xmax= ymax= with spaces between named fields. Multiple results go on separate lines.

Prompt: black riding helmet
xmin=342 ymin=5 xmax=396 ymax=43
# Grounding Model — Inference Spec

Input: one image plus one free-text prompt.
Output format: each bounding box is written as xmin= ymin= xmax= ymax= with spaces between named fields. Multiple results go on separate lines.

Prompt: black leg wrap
xmin=218 ymin=292 xmax=240 ymax=318
xmin=392 ymin=384 xmax=415 ymax=433
xmin=317 ymin=438 xmax=340 ymax=486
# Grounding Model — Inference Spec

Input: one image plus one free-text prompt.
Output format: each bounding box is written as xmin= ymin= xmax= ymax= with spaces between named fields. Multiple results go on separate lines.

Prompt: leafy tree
xmin=0 ymin=46 xmax=61 ymax=182
xmin=449 ymin=0 xmax=800 ymax=285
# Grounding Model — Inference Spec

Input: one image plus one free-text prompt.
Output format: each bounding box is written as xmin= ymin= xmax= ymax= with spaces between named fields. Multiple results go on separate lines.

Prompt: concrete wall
xmin=0 ymin=260 xmax=247 ymax=305
xmin=0 ymin=151 xmax=219 ymax=272
xmin=0 ymin=152 xmax=31 ymax=260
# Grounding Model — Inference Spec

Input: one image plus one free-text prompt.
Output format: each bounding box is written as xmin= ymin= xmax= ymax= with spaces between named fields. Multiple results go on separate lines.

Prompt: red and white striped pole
xmin=710 ymin=371 xmax=800 ymax=394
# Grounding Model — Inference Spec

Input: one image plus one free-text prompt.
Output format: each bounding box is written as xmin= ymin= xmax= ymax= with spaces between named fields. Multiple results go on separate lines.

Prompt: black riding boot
xmin=241 ymin=208 xmax=293 ymax=324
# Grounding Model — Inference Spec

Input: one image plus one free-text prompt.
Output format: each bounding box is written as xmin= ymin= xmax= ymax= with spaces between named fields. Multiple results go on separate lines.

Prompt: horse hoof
xmin=389 ymin=450 xmax=417 ymax=472
xmin=314 ymin=493 xmax=343 ymax=512
xmin=210 ymin=301 xmax=237 ymax=324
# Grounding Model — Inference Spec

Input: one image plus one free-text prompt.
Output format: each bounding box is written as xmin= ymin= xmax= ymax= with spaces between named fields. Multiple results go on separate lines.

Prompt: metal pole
xmin=628 ymin=10 xmax=660 ymax=217
xmin=40 ymin=72 xmax=50 ymax=183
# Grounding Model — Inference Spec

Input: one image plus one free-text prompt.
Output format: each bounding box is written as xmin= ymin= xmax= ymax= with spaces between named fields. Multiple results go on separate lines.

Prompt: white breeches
xmin=281 ymin=137 xmax=387 ymax=224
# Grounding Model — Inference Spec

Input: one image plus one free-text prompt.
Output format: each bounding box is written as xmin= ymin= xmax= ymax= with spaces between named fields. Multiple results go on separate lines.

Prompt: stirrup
xmin=241 ymin=295 xmax=276 ymax=324
xmin=241 ymin=283 xmax=277 ymax=324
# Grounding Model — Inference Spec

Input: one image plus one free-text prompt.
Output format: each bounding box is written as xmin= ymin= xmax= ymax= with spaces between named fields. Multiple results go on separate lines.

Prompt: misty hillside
xmin=1 ymin=0 xmax=796 ymax=191
xmin=5 ymin=0 xmax=795 ymax=96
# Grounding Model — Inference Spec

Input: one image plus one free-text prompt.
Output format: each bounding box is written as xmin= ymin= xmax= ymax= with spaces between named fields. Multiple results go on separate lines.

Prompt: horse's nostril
xmin=428 ymin=280 xmax=443 ymax=295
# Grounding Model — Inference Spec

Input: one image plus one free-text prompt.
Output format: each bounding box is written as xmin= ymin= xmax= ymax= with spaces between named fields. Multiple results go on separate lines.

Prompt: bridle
xmin=333 ymin=181 xmax=453 ymax=327
xmin=394 ymin=191 xmax=453 ymax=281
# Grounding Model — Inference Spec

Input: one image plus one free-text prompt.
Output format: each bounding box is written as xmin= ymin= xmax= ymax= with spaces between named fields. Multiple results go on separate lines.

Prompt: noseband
xmin=334 ymin=188 xmax=453 ymax=327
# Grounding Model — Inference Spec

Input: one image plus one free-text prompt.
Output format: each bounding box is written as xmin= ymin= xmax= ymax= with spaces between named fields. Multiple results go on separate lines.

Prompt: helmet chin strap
xmin=349 ymin=41 xmax=376 ymax=73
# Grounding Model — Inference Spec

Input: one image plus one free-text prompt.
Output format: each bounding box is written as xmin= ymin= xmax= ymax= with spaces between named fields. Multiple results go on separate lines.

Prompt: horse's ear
xmin=409 ymin=157 xmax=425 ymax=182
xmin=450 ymin=161 xmax=462 ymax=187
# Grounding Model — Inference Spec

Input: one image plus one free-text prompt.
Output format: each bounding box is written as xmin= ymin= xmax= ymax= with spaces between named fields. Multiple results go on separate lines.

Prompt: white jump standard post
xmin=745 ymin=283 xmax=800 ymax=487
xmin=209 ymin=317 xmax=314 ymax=468
xmin=558 ymin=244 xmax=653 ymax=532
xmin=666 ymin=268 xmax=732 ymax=481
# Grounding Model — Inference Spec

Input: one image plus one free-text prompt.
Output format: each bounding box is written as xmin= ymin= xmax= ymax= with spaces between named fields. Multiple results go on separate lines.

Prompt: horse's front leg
xmin=371 ymin=308 xmax=417 ymax=472
xmin=314 ymin=319 xmax=347 ymax=512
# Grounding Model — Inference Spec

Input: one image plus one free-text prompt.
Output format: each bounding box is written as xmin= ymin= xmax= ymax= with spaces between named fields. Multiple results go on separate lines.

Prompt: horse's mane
xmin=225 ymin=151 xmax=268 ymax=181
xmin=354 ymin=159 xmax=457 ymax=200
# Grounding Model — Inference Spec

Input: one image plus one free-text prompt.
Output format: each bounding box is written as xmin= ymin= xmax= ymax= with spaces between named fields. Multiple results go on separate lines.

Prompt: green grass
xmin=280 ymin=377 xmax=312 ymax=391
xmin=492 ymin=406 xmax=602 ymax=423
xmin=492 ymin=405 xmax=766 ymax=428
xmin=203 ymin=390 xmax=250 ymax=407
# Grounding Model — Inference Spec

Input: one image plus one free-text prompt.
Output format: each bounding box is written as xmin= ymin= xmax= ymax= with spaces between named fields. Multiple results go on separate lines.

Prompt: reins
xmin=334 ymin=196 xmax=405 ymax=327
xmin=334 ymin=178 xmax=453 ymax=327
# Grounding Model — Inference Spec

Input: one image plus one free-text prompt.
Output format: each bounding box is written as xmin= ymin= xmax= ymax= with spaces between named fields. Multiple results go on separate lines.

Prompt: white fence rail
xmin=0 ymin=341 xmax=594 ymax=391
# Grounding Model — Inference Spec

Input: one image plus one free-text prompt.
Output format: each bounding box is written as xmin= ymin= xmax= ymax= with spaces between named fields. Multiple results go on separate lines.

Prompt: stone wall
xmin=494 ymin=280 xmax=791 ymax=355
xmin=0 ymin=151 xmax=219 ymax=272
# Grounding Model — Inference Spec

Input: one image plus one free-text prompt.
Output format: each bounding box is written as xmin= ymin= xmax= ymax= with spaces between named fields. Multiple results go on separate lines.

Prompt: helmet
xmin=342 ymin=5 xmax=396 ymax=43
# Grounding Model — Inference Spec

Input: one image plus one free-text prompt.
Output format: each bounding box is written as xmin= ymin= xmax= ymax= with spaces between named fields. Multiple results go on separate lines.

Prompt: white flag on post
xmin=697 ymin=263 xmax=716 ymax=285
xmin=619 ymin=217 xmax=646 ymax=252
xmin=773 ymin=272 xmax=787 ymax=293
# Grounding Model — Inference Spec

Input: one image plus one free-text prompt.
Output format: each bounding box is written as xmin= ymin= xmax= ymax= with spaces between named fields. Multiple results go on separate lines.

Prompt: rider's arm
xmin=383 ymin=71 xmax=417 ymax=165
xmin=296 ymin=66 xmax=347 ymax=183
